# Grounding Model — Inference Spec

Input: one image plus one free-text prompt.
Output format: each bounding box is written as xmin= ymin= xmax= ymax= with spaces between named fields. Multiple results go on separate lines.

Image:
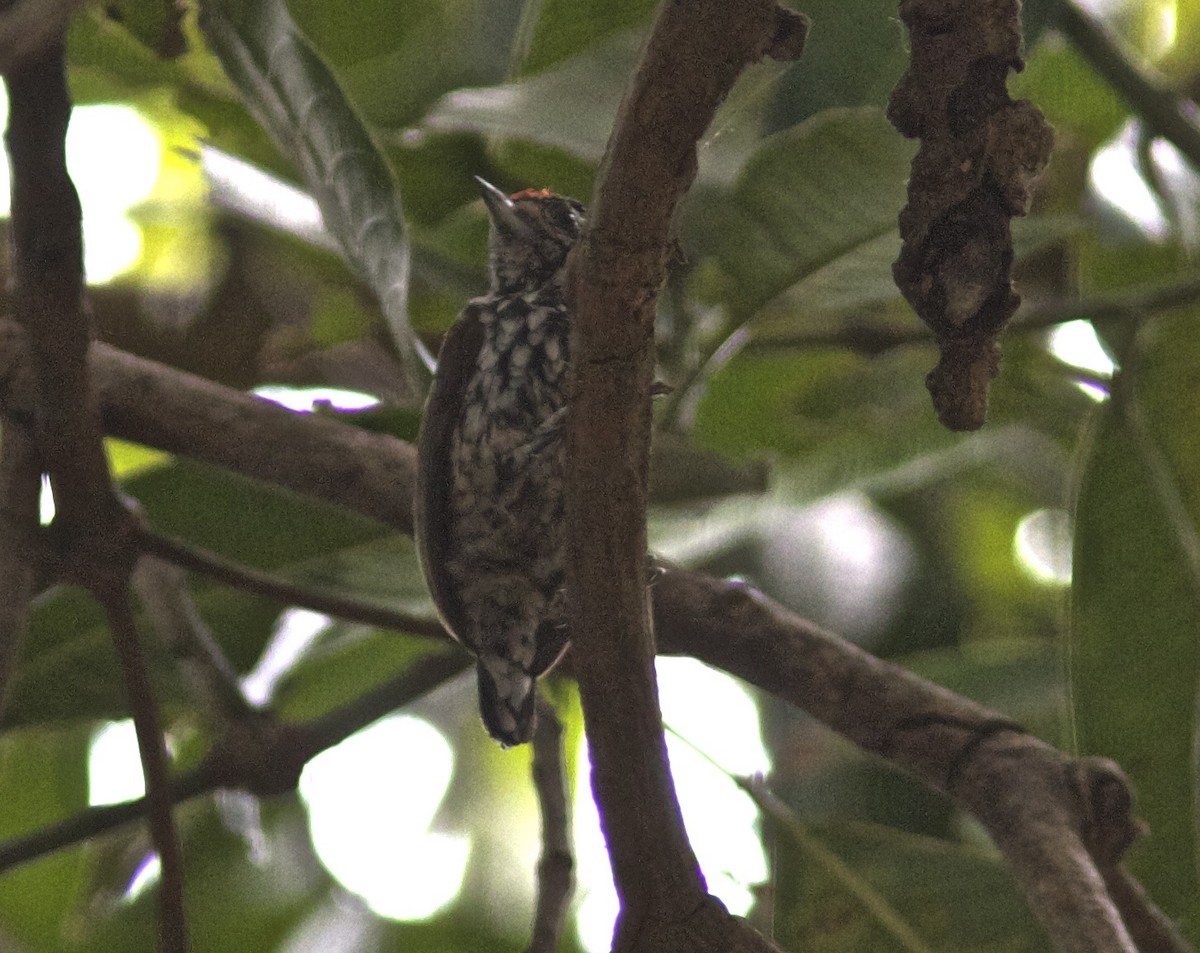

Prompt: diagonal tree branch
xmin=0 ymin=648 xmax=469 ymax=874
xmin=651 ymin=570 xmax=1145 ymax=953
xmin=139 ymin=528 xmax=447 ymax=639
xmin=0 ymin=319 xmax=1181 ymax=950
xmin=564 ymin=1 xmax=805 ymax=947
xmin=1050 ymin=0 xmax=1200 ymax=172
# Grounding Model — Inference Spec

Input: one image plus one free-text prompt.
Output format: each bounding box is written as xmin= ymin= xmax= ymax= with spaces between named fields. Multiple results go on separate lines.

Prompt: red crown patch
xmin=509 ymin=188 xmax=554 ymax=200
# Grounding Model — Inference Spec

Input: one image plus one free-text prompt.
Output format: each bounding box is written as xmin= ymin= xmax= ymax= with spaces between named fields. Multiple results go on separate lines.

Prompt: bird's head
xmin=476 ymin=177 xmax=586 ymax=294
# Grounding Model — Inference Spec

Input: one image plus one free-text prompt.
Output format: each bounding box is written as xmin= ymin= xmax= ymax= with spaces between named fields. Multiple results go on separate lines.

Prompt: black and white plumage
xmin=415 ymin=178 xmax=585 ymax=745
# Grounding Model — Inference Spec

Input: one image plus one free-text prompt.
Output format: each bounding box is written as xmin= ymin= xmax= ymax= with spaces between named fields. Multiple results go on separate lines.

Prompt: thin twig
xmin=1051 ymin=0 xmax=1200 ymax=172
xmin=131 ymin=556 xmax=259 ymax=722
xmin=526 ymin=695 xmax=574 ymax=953
xmin=652 ymin=570 xmax=1143 ymax=953
xmin=139 ymin=529 xmax=448 ymax=639
xmin=103 ymin=592 xmax=189 ymax=953
xmin=0 ymin=649 xmax=469 ymax=874
xmin=0 ymin=764 xmax=219 ymax=874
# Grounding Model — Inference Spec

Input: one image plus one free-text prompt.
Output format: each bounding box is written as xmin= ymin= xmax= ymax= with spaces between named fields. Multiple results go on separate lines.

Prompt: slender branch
xmin=139 ymin=529 xmax=448 ymax=639
xmin=526 ymin=696 xmax=574 ymax=953
xmin=0 ymin=764 xmax=220 ymax=874
xmin=103 ymin=592 xmax=188 ymax=953
xmin=131 ymin=556 xmax=259 ymax=722
xmin=290 ymin=648 xmax=468 ymax=762
xmin=0 ymin=648 xmax=469 ymax=874
xmin=565 ymin=0 xmax=804 ymax=944
xmin=651 ymin=570 xmax=1143 ymax=953
xmin=96 ymin=342 xmax=417 ymax=534
xmin=1051 ymin=0 xmax=1200 ymax=172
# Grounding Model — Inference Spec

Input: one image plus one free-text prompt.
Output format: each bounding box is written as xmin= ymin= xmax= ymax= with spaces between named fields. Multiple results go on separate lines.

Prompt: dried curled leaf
xmin=888 ymin=0 xmax=1054 ymax=431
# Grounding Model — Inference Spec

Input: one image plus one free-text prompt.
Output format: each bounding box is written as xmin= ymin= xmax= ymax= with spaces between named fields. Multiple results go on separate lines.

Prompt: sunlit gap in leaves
xmin=573 ymin=657 xmax=770 ymax=953
xmin=1089 ymin=120 xmax=1171 ymax=240
xmin=253 ymin=386 xmax=381 ymax=413
xmin=1047 ymin=320 xmax=1117 ymax=402
xmin=0 ymin=92 xmax=159 ymax=284
xmin=199 ymin=144 xmax=332 ymax=250
xmin=299 ymin=716 xmax=469 ymax=920
xmin=1078 ymin=0 xmax=1177 ymax=56
xmin=1013 ymin=508 xmax=1074 ymax=587
xmin=87 ymin=720 xmax=161 ymax=900
xmin=252 ymin=609 xmax=469 ymax=923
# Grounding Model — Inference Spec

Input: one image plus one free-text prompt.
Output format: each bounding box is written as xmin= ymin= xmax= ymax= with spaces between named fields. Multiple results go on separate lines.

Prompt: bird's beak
xmin=475 ymin=176 xmax=528 ymax=237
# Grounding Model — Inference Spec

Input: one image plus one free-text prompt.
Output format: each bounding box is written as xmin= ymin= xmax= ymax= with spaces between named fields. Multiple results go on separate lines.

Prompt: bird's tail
xmin=476 ymin=657 xmax=537 ymax=746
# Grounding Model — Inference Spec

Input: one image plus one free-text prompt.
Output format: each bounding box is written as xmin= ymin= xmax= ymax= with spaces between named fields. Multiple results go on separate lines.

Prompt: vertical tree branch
xmin=4 ymin=35 xmax=189 ymax=953
xmin=565 ymin=0 xmax=804 ymax=946
xmin=0 ymin=424 xmax=40 ymax=717
xmin=4 ymin=41 xmax=120 ymax=528
xmin=526 ymin=697 xmax=574 ymax=953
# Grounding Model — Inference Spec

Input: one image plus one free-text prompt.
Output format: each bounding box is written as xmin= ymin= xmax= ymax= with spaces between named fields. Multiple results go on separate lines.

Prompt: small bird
xmin=415 ymin=178 xmax=585 ymax=745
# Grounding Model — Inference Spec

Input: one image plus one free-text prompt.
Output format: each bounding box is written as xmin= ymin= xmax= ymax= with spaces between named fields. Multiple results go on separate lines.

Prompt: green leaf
xmin=1070 ymin=308 xmax=1200 ymax=935
xmin=7 ymin=460 xmax=389 ymax=727
xmin=198 ymin=0 xmax=433 ymax=388
xmin=751 ymin=214 xmax=1081 ymax=335
xmin=423 ymin=30 xmax=637 ymax=163
xmin=512 ymin=0 xmax=657 ymax=76
xmin=0 ymin=725 xmax=92 ymax=952
xmin=1012 ymin=37 xmax=1129 ymax=151
xmin=768 ymin=815 xmax=1050 ymax=952
xmin=696 ymin=108 xmax=916 ymax=323
xmin=762 ymin=0 xmax=908 ymax=127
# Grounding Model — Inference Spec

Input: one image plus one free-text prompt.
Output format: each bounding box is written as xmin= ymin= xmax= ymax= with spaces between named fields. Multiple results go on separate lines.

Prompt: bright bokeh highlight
xmin=573 ymin=657 xmax=770 ymax=953
xmin=88 ymin=719 xmax=146 ymax=806
xmin=1014 ymin=508 xmax=1074 ymax=586
xmin=1048 ymin=319 xmax=1115 ymax=401
xmin=0 ymin=93 xmax=161 ymax=284
xmin=299 ymin=715 xmax=469 ymax=921
xmin=1089 ymin=122 xmax=1168 ymax=239
xmin=241 ymin=608 xmax=332 ymax=706
xmin=253 ymin=386 xmax=381 ymax=413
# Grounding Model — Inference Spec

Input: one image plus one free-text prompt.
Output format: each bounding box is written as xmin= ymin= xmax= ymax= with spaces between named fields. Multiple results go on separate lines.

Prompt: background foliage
xmin=2 ymin=0 xmax=1200 ymax=949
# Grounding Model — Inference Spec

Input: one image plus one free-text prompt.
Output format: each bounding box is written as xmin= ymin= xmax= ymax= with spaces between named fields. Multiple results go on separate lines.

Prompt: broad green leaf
xmin=7 ymin=459 xmax=390 ymax=727
xmin=0 ymin=725 xmax=92 ymax=952
xmin=513 ymin=0 xmax=657 ymax=76
xmin=1012 ymin=36 xmax=1129 ymax=151
xmin=199 ymin=0 xmax=433 ymax=388
xmin=771 ymin=819 xmax=1050 ymax=952
xmin=423 ymin=31 xmax=637 ymax=164
xmin=691 ymin=345 xmax=952 ymax=485
xmin=695 ymin=108 xmax=916 ymax=323
xmin=763 ymin=0 xmax=907 ymax=127
xmin=1071 ymin=308 xmax=1200 ymax=934
xmin=751 ymin=215 xmax=1082 ymax=336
